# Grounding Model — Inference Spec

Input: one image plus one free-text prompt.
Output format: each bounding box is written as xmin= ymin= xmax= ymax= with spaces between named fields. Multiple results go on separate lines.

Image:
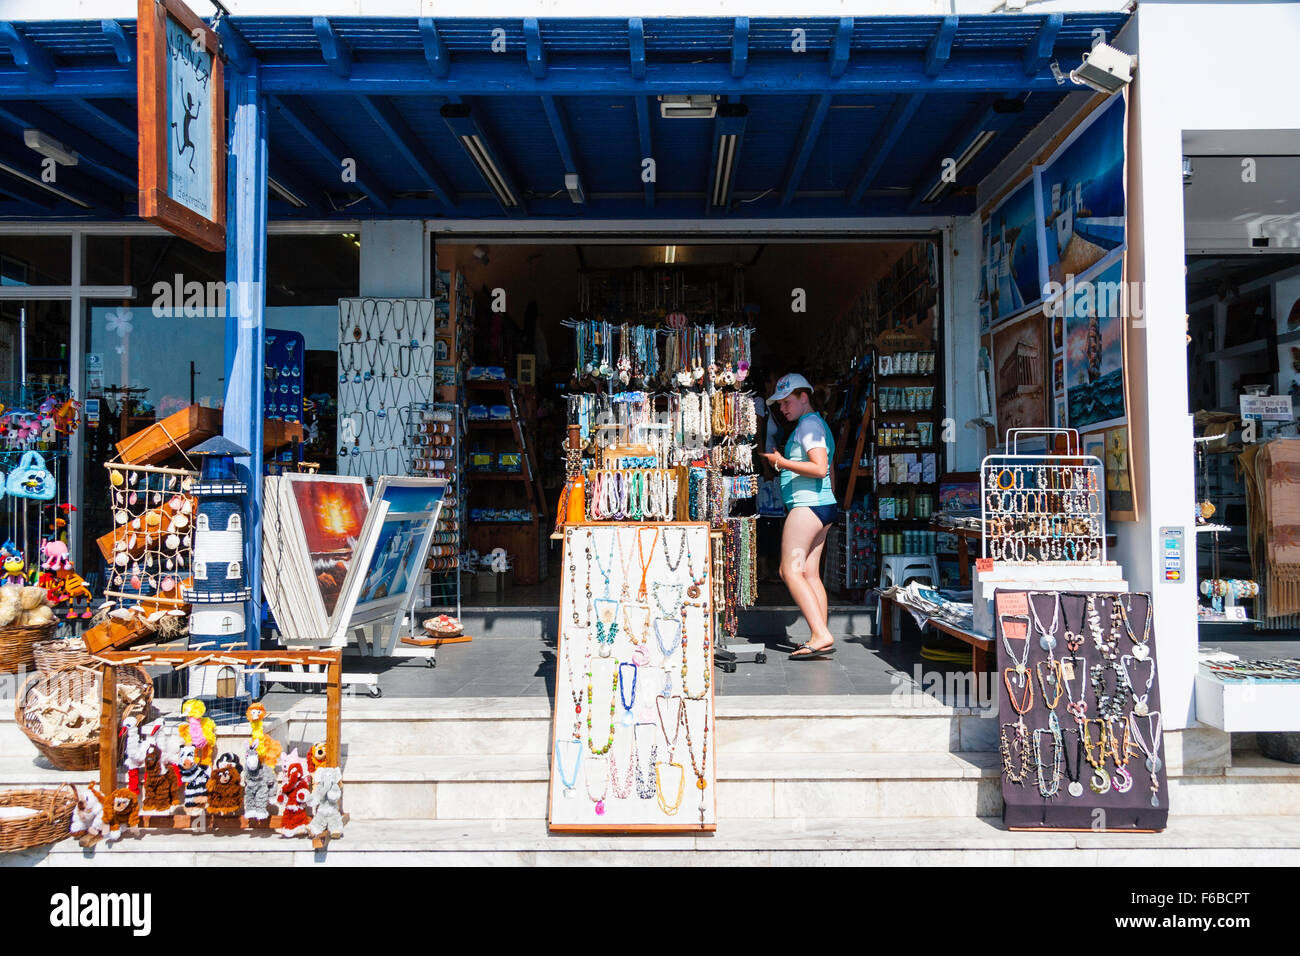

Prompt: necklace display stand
xmin=549 ymin=521 xmax=717 ymax=832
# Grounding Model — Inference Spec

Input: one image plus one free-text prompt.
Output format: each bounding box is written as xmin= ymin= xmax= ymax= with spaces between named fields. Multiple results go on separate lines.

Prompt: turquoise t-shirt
xmin=780 ymin=412 xmax=836 ymax=509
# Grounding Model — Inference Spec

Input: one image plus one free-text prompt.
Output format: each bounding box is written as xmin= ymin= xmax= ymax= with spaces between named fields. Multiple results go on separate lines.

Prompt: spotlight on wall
xmin=23 ymin=129 xmax=78 ymax=166
xmin=1050 ymin=42 xmax=1136 ymax=95
xmin=473 ymin=245 xmax=490 ymax=266
xmin=659 ymin=95 xmax=718 ymax=120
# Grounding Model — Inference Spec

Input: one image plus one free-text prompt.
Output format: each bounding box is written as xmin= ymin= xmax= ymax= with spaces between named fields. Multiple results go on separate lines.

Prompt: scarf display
xmin=1239 ymin=438 xmax=1300 ymax=618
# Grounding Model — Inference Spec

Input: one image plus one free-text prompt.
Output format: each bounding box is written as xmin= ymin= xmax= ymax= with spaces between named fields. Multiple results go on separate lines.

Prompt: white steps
xmin=9 ymin=816 xmax=1300 ymax=866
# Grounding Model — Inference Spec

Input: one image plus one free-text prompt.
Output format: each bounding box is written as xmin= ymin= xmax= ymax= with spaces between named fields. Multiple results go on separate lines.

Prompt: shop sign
xmin=1239 ymin=394 xmax=1292 ymax=422
xmin=878 ymin=331 xmax=930 ymax=352
xmin=136 ymin=0 xmax=226 ymax=252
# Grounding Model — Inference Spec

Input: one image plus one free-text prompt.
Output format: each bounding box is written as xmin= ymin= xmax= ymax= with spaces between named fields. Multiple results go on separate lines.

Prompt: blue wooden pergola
xmin=0 ymin=13 xmax=1129 ymax=645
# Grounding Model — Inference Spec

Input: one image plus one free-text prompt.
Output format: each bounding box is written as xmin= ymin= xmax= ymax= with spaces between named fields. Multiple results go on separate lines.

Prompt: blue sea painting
xmin=1039 ymin=96 xmax=1127 ymax=284
xmin=1064 ymin=257 xmax=1126 ymax=430
xmin=986 ymin=177 xmax=1042 ymax=323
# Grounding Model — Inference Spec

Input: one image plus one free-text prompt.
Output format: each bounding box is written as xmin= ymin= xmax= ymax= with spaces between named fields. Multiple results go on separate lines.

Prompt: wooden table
xmin=877 ymin=590 xmax=994 ymax=702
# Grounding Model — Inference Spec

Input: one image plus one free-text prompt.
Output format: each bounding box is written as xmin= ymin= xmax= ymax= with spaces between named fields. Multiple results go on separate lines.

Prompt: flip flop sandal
xmin=789 ymin=642 xmax=836 ymax=660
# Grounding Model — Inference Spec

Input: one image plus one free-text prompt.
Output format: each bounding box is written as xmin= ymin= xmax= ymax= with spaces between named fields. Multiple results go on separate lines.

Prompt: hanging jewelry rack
xmin=979 ymin=428 xmax=1107 ymax=565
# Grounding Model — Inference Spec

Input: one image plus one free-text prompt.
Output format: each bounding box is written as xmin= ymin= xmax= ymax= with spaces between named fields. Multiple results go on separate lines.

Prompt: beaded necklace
xmin=585 ymin=756 xmax=609 ymax=816
xmin=1033 ymin=711 xmax=1063 ymax=798
xmin=1089 ymin=657 xmax=1132 ymax=723
xmin=614 ymin=527 xmax=636 ymax=601
xmin=618 ymin=661 xmax=638 ymax=719
xmin=1061 ymin=654 xmax=1088 ymax=723
xmin=1062 ymin=593 xmax=1085 ymax=653
xmin=1119 ymin=653 xmax=1156 ymax=717
xmin=1000 ymin=722 xmax=1031 ymax=785
xmin=623 ymin=602 xmax=651 ymax=649
xmin=1119 ymin=593 xmax=1153 ymax=662
xmin=567 ymin=531 xmax=592 ymax=627
xmin=682 ymin=699 xmax=710 ymax=822
xmin=593 ymin=598 xmax=619 ymax=658
xmin=635 ymin=527 xmax=660 ymax=602
xmin=586 ymin=659 xmax=619 ymax=756
xmin=1081 ymin=718 xmax=1111 ymax=795
xmin=661 ymin=527 xmax=687 ymax=573
xmin=653 ymin=581 xmax=684 ymax=618
xmin=1061 ymin=727 xmax=1085 ymax=797
xmin=680 ymin=600 xmax=711 ymax=700
xmin=608 ymin=731 xmax=635 ymax=800
xmin=683 ymin=535 xmax=707 ymax=600
xmin=1028 ymin=591 xmax=1060 ymax=653
xmin=555 ymin=737 xmax=582 ymax=798
xmin=654 ymin=760 xmax=685 ymax=816
xmin=998 ymin=614 xmax=1032 ymax=687
xmin=563 ymin=634 xmax=589 ymax=739
xmin=633 ymin=722 xmax=658 ymax=799
xmin=656 ymin=695 xmax=683 ymax=751
xmin=1003 ymin=667 xmax=1034 ymax=724
xmin=1036 ymin=659 xmax=1063 ymax=710
xmin=1106 ymin=719 xmax=1135 ymax=794
xmin=591 ymin=530 xmax=615 ymax=597
xmin=1127 ymin=711 xmax=1163 ymax=808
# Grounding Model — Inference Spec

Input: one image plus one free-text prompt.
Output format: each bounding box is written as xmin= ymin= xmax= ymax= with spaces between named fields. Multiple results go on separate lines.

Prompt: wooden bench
xmin=877 ymin=591 xmax=994 ymax=702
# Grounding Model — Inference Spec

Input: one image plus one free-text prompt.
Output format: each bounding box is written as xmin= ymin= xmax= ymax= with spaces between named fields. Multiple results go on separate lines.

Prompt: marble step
xmin=6 ymin=750 xmax=1295 ymax=821
xmin=452 ymin=605 xmax=876 ymax=641
xmin=8 ymin=815 xmax=1300 ymax=866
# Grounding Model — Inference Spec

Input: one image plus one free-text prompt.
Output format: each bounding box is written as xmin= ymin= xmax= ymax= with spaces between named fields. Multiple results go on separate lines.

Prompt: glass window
xmin=196 ymin=513 xmax=209 ymax=531
xmin=226 ymin=560 xmax=240 ymax=579
xmin=194 ymin=560 xmax=206 ymax=580
xmin=227 ymin=513 xmax=241 ymax=532
xmin=0 ymin=236 xmax=72 ymax=286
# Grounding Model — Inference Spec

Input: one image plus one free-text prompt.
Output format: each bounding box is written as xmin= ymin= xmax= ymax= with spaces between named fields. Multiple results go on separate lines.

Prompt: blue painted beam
xmin=73 ymin=98 xmax=137 ymax=144
xmin=0 ymin=124 xmax=120 ymax=212
xmin=441 ymin=103 xmax=525 ymax=217
xmin=0 ymin=22 xmax=55 ymax=85
xmin=215 ymin=18 xmax=255 ymax=75
xmin=628 ymin=18 xmax=646 ymax=80
xmin=313 ymin=17 xmax=353 ymax=79
xmin=0 ymin=102 xmax=136 ymax=192
xmin=224 ymin=63 xmax=267 ymax=653
xmin=269 ymin=95 xmax=390 ymax=211
xmin=0 ymin=170 xmax=57 ymax=210
xmin=926 ymin=16 xmax=958 ymax=77
xmin=905 ymin=93 xmax=1012 ymax=214
xmin=1024 ymin=14 xmax=1063 ymax=76
xmin=829 ymin=18 xmax=853 ymax=79
xmin=633 ymin=95 xmax=654 ymax=209
xmin=418 ymin=18 xmax=450 ymax=79
xmin=524 ymin=18 xmax=546 ymax=80
xmin=731 ymin=18 xmax=749 ymax=79
xmin=780 ymin=94 xmax=831 ymax=206
xmin=540 ymin=95 xmax=580 ymax=178
xmin=847 ymin=93 xmax=922 ymax=204
xmin=100 ymin=20 xmax=133 ymax=66
xmin=355 ymin=95 xmax=456 ymax=207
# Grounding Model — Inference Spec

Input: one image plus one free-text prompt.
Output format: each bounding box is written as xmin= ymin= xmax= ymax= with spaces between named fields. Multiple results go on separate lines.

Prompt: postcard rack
xmin=979 ymin=428 xmax=1106 ymax=565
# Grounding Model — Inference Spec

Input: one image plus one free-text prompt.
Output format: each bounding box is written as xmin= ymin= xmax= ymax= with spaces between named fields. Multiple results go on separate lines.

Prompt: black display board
xmin=995 ymin=590 xmax=1169 ymax=831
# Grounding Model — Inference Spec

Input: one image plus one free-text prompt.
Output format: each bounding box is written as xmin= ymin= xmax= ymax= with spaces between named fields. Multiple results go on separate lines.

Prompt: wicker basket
xmin=33 ymin=637 xmax=91 ymax=677
xmin=0 ymin=784 xmax=77 ymax=854
xmin=0 ymin=621 xmax=57 ymax=675
xmin=15 ymin=664 xmax=154 ymax=771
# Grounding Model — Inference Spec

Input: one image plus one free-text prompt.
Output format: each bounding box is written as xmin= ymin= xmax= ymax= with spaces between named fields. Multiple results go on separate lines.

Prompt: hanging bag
xmin=6 ymin=451 xmax=54 ymax=500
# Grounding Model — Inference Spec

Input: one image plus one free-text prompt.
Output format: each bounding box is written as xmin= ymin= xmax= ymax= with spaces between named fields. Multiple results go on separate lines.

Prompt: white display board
xmin=549 ymin=522 xmax=717 ymax=832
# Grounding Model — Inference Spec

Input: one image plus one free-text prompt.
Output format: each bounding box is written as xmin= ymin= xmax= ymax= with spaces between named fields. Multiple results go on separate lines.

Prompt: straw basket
xmin=15 ymin=664 xmax=154 ymax=771
xmin=0 ymin=784 xmax=77 ymax=854
xmin=0 ymin=621 xmax=57 ymax=675
xmin=33 ymin=637 xmax=91 ymax=676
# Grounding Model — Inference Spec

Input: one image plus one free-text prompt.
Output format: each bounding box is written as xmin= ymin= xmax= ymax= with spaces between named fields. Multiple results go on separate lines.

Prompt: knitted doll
xmin=245 ymin=702 xmax=282 ymax=771
xmin=141 ymin=744 xmax=181 ymax=815
xmin=207 ymin=753 xmax=243 ymax=816
xmin=277 ymin=763 xmax=312 ymax=838
xmin=70 ymin=785 xmax=110 ymax=847
xmin=177 ymin=744 xmax=210 ymax=809
xmin=103 ymin=787 xmax=140 ymax=839
xmin=241 ymin=744 xmax=276 ymax=821
xmin=120 ymin=716 xmax=149 ymax=795
xmin=179 ymin=699 xmax=217 ymax=768
xmin=306 ymin=765 xmax=345 ymax=840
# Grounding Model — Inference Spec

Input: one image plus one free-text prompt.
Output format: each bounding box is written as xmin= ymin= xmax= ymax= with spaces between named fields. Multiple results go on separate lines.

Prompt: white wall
xmin=359 ymin=220 xmax=428 ymax=298
xmin=945 ymin=215 xmax=987 ymax=471
xmin=1129 ymin=1 xmax=1300 ymax=728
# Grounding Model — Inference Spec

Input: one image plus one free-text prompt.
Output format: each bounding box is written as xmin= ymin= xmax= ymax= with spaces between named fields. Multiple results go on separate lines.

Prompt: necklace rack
xmin=585 ymin=756 xmax=610 ymax=816
xmin=586 ymin=659 xmax=619 ymax=756
xmin=680 ymin=601 xmax=711 ymax=700
xmin=633 ymin=722 xmax=658 ymax=799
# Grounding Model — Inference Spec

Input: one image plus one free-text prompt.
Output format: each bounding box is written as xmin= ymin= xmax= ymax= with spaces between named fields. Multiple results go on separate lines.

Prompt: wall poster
xmin=991 ymin=309 xmax=1049 ymax=441
xmin=549 ymin=523 xmax=717 ymax=832
xmin=982 ymin=175 xmax=1045 ymax=326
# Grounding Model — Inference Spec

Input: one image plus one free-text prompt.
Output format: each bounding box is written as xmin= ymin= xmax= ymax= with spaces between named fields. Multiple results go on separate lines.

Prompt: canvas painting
xmin=288 ymin=476 xmax=369 ymax=615
xmin=1062 ymin=254 xmax=1127 ymax=431
xmin=984 ymin=176 xmax=1043 ymax=323
xmin=991 ymin=310 xmax=1048 ymax=440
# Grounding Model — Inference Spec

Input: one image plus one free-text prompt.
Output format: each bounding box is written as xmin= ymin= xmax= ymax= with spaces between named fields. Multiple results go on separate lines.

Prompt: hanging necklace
xmin=614 ymin=527 xmax=636 ymax=601
xmin=654 ymin=616 xmax=682 ymax=661
xmin=635 ymin=527 xmax=661 ymax=603
xmin=1000 ymin=722 xmax=1031 ymax=785
xmin=586 ymin=659 xmax=618 ymax=756
xmin=683 ymin=535 xmax=707 ymax=600
xmin=608 ymin=731 xmax=635 ymax=800
xmin=1036 ymin=659 xmax=1063 ymax=709
xmin=555 ymin=737 xmax=583 ymax=799
xmin=1004 ymin=667 xmax=1034 ymax=726
xmin=1120 ymin=653 xmax=1156 ymax=717
xmin=1106 ymin=719 xmax=1135 ymax=794
xmin=1120 ymin=593 xmax=1152 ymax=661
xmin=593 ymin=598 xmax=619 ymax=658
xmin=585 ymin=756 xmax=610 ymax=816
xmin=661 ymin=527 xmax=687 ymax=573
xmin=682 ymin=699 xmax=710 ymax=823
xmin=680 ymin=601 xmax=711 ymax=700
xmin=656 ymin=695 xmax=683 ymax=752
xmin=1033 ymin=711 xmax=1063 ymax=798
xmin=623 ymin=603 xmax=652 ymax=648
xmin=1128 ymin=710 xmax=1163 ymax=808
xmin=1061 ymin=654 xmax=1088 ymax=723
xmin=1062 ymin=593 xmax=1085 ymax=653
xmin=633 ymin=722 xmax=658 ymax=799
xmin=1081 ymin=718 xmax=1111 ymax=795
xmin=1061 ymin=727 xmax=1085 ymax=797
xmin=591 ymin=530 xmax=615 ymax=597
xmin=654 ymin=760 xmax=685 ymax=817
xmin=999 ymin=614 xmax=1031 ymax=687
xmin=1090 ymin=657 xmax=1131 ymax=723
xmin=1028 ymin=591 xmax=1060 ymax=652
xmin=567 ymin=529 xmax=591 ymax=627
xmin=618 ymin=661 xmax=638 ymax=725
xmin=653 ymin=581 xmax=684 ymax=618
xmin=563 ymin=636 xmax=589 ymax=739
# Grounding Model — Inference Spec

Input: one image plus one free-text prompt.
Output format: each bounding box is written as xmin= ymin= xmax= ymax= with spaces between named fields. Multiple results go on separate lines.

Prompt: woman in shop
xmin=759 ymin=373 xmax=838 ymax=660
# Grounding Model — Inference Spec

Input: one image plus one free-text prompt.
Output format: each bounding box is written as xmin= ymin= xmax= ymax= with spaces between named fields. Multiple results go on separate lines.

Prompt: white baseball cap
xmin=767 ymin=373 xmax=813 ymax=405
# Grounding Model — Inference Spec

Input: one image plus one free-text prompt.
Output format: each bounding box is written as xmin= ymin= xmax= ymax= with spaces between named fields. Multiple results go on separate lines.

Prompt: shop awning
xmin=0 ymin=14 xmax=1130 ymax=222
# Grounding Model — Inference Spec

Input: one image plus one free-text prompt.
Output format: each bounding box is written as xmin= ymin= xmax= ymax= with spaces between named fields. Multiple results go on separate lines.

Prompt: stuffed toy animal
xmin=144 ymin=717 xmax=184 ymax=789
xmin=276 ymin=762 xmax=312 ymax=838
xmin=140 ymin=744 xmax=181 ymax=815
xmin=3 ymin=552 xmax=25 ymax=587
xmin=179 ymin=699 xmax=217 ymax=767
xmin=278 ymin=747 xmax=311 ymax=788
xmin=103 ymin=787 xmax=139 ymax=839
xmin=177 ymin=744 xmax=210 ymax=809
xmin=245 ymin=702 xmax=282 ymax=771
xmin=306 ymin=765 xmax=345 ymax=840
xmin=308 ymin=741 xmax=330 ymax=776
xmin=70 ymin=785 xmax=110 ymax=846
xmin=207 ymin=753 xmax=243 ymax=816
xmin=120 ymin=715 xmax=149 ymax=794
xmin=241 ymin=744 xmax=277 ymax=821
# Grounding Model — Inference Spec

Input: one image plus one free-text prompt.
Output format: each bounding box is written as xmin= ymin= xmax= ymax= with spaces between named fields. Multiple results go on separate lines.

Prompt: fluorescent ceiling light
xmin=664 ymin=245 xmax=676 ymax=264
xmin=660 ymin=95 xmax=718 ymax=120
xmin=23 ymin=129 xmax=78 ymax=166
xmin=712 ymin=133 xmax=738 ymax=208
xmin=460 ymin=134 xmax=518 ymax=208
xmin=269 ymin=177 xmax=307 ymax=208
xmin=0 ymin=161 xmax=91 ymax=208
xmin=921 ymin=130 xmax=997 ymax=203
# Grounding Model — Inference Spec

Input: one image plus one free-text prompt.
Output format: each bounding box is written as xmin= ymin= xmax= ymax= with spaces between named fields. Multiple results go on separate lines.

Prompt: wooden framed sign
xmin=137 ymin=0 xmax=226 ymax=252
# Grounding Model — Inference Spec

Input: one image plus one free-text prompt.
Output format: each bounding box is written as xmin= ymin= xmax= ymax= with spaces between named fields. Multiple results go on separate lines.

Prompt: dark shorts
xmin=801 ymin=503 xmax=838 ymax=527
